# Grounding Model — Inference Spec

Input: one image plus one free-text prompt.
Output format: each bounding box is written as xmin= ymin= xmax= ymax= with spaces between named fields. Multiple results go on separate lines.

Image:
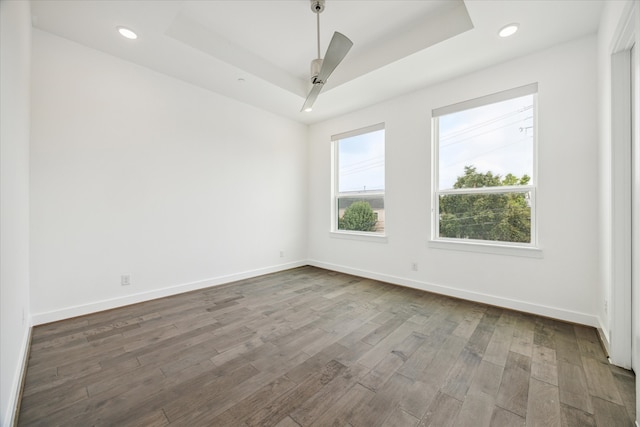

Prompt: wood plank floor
xmin=18 ymin=266 xmax=635 ymax=426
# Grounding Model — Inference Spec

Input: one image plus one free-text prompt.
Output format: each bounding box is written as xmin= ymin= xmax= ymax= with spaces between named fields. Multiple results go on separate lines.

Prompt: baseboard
xmin=31 ymin=261 xmax=306 ymax=325
xmin=32 ymin=259 xmax=602 ymax=328
xmin=4 ymin=322 xmax=32 ymax=427
xmin=308 ymin=260 xmax=601 ymax=328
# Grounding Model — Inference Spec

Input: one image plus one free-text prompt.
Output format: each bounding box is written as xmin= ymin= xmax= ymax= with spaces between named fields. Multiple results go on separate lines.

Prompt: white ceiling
xmin=30 ymin=0 xmax=604 ymax=125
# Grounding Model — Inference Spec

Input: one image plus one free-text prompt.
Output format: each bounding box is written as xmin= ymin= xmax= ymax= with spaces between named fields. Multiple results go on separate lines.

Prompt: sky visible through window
xmin=438 ymin=94 xmax=534 ymax=190
xmin=338 ymin=129 xmax=385 ymax=193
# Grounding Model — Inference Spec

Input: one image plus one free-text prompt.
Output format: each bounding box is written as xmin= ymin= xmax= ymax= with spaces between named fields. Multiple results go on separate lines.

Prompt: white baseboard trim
xmin=29 ymin=259 xmax=602 ymax=329
xmin=4 ymin=322 xmax=32 ymax=427
xmin=31 ymin=261 xmax=306 ymax=325
xmin=308 ymin=260 xmax=600 ymax=328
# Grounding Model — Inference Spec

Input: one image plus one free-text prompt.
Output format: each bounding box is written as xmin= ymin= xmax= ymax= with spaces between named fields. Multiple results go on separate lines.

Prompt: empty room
xmin=1 ymin=0 xmax=639 ymax=426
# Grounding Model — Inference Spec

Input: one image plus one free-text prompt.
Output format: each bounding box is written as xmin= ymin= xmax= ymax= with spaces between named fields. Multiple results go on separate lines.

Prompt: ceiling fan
xmin=301 ymin=0 xmax=353 ymax=112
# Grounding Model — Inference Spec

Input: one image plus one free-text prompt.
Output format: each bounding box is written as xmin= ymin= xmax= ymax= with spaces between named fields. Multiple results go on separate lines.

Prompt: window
xmin=333 ymin=123 xmax=385 ymax=235
xmin=433 ymin=84 xmax=537 ymax=246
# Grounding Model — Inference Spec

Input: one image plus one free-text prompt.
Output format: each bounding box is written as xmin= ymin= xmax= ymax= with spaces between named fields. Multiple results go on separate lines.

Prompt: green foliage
xmin=440 ymin=166 xmax=531 ymax=243
xmin=339 ymin=201 xmax=377 ymax=232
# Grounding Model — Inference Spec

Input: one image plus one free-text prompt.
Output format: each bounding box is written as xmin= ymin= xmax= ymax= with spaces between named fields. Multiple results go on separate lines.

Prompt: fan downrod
xmin=302 ymin=0 xmax=352 ymax=112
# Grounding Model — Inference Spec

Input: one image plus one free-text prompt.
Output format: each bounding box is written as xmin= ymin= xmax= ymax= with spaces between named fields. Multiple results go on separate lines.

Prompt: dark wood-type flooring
xmin=18 ymin=266 xmax=635 ymax=426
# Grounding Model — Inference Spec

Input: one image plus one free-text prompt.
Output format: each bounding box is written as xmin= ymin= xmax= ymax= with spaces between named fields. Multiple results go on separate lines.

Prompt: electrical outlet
xmin=411 ymin=262 xmax=418 ymax=271
xmin=604 ymin=300 xmax=608 ymax=314
xmin=121 ymin=275 xmax=131 ymax=286
xmin=280 ymin=251 xmax=284 ymax=258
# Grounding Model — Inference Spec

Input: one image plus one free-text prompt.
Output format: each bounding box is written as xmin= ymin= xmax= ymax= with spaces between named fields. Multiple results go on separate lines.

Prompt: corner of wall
xmin=0 ymin=0 xmax=32 ymax=425
xmin=596 ymin=315 xmax=611 ymax=357
xmin=3 ymin=325 xmax=32 ymax=427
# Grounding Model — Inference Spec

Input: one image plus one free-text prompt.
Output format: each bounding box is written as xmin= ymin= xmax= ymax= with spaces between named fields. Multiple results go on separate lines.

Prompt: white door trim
xmin=609 ymin=0 xmax=636 ymax=369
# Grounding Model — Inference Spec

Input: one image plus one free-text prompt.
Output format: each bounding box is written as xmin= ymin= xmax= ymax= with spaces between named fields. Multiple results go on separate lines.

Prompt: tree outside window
xmin=433 ymin=84 xmax=537 ymax=246
xmin=333 ymin=124 xmax=385 ymax=234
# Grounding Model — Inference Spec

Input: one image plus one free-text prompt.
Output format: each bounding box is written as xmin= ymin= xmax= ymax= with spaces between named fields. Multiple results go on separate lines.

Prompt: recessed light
xmin=498 ymin=23 xmax=519 ymax=38
xmin=117 ymin=26 xmax=138 ymax=40
xmin=304 ymin=107 xmax=313 ymax=112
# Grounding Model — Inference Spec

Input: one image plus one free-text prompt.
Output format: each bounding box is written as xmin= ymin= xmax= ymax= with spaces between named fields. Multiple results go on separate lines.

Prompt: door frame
xmin=609 ymin=0 xmax=636 ymax=369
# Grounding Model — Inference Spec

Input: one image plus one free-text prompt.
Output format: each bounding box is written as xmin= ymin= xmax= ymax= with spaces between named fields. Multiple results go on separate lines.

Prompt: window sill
xmin=427 ymin=239 xmax=543 ymax=258
xmin=329 ymin=231 xmax=388 ymax=243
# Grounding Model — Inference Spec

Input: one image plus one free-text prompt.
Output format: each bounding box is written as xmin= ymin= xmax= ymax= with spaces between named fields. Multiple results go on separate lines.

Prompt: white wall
xmin=0 ymin=1 xmax=32 ymax=425
xmin=30 ymin=30 xmax=308 ymax=323
xmin=308 ymin=36 xmax=600 ymax=326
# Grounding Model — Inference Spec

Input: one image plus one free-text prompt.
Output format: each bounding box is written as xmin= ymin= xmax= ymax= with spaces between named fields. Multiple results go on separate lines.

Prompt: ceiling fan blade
xmin=301 ymin=83 xmax=323 ymax=112
xmin=317 ymin=31 xmax=353 ymax=83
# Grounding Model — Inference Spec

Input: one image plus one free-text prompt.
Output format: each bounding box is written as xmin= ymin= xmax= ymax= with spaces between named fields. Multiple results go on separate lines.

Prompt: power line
xmin=341 ymin=162 xmax=385 ymax=176
xmin=339 ymin=154 xmax=384 ymax=170
xmin=440 ymin=105 xmax=533 ymax=142
xmin=443 ymin=135 xmax=532 ymax=169
xmin=440 ymin=116 xmax=533 ymax=149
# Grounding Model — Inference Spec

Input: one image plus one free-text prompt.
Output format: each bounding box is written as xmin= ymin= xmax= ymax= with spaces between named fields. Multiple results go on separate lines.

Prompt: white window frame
xmin=430 ymin=84 xmax=541 ymax=256
xmin=331 ymin=123 xmax=386 ymax=240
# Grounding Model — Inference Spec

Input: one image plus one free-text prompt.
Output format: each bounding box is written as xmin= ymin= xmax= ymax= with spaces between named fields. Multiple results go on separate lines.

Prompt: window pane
xmin=438 ymin=94 xmax=534 ymax=190
xmin=338 ymin=129 xmax=385 ymax=193
xmin=438 ymin=192 xmax=531 ymax=243
xmin=337 ymin=196 xmax=384 ymax=233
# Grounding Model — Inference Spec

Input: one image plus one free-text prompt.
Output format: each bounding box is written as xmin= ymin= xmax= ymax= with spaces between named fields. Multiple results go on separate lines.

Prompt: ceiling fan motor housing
xmin=310 ymin=58 xmax=323 ymax=83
